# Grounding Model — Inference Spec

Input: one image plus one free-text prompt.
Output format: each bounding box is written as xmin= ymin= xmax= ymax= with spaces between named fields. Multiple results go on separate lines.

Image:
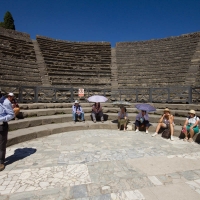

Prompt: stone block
xmin=35 ymin=126 xmax=51 ymax=138
xmin=9 ymin=120 xmax=30 ymax=131
xmin=28 ymin=104 xmax=38 ymax=109
xmin=29 ymin=118 xmax=43 ymax=127
xmin=45 ymin=103 xmax=55 ymax=108
xmin=7 ymin=129 xmax=37 ymax=147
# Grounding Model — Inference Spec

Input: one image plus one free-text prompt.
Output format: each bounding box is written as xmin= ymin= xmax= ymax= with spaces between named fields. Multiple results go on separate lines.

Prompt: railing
xmin=0 ymin=85 xmax=199 ymax=104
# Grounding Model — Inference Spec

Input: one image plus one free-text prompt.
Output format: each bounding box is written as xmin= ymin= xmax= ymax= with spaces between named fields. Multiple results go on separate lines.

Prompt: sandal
xmin=188 ymin=138 xmax=194 ymax=143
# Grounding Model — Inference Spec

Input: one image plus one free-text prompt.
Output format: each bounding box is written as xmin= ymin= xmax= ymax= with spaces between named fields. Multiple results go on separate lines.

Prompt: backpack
xmin=162 ymin=125 xmax=171 ymax=139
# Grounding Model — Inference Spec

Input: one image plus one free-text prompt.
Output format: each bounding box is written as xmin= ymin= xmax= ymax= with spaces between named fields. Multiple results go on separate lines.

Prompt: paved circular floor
xmin=1 ymin=129 xmax=200 ymax=200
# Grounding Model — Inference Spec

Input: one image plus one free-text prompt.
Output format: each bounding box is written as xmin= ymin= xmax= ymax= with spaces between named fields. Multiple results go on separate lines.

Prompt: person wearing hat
xmin=3 ymin=93 xmax=20 ymax=120
xmin=182 ymin=110 xmax=199 ymax=142
xmin=72 ymin=100 xmax=85 ymax=123
xmin=152 ymin=108 xmax=174 ymax=140
xmin=3 ymin=93 xmax=15 ymax=111
xmin=0 ymin=94 xmax=15 ymax=171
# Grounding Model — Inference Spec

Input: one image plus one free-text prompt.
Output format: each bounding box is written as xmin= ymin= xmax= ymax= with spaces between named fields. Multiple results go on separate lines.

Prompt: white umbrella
xmin=87 ymin=95 xmax=108 ymax=102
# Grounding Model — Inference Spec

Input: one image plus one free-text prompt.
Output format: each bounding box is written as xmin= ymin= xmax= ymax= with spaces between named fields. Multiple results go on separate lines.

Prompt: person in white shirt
xmin=118 ymin=106 xmax=128 ymax=131
xmin=182 ymin=110 xmax=199 ymax=143
xmin=72 ymin=100 xmax=85 ymax=124
xmin=0 ymin=94 xmax=15 ymax=171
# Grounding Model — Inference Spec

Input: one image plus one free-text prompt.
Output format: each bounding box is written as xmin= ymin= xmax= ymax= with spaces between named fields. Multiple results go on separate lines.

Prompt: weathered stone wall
xmin=0 ymin=27 xmax=31 ymax=42
xmin=0 ymin=28 xmax=42 ymax=86
xmin=36 ymin=35 xmax=111 ymax=88
xmin=116 ymin=32 xmax=200 ymax=89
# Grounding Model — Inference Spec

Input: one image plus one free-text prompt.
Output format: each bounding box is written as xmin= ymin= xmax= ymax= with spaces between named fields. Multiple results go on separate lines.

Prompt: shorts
xmin=186 ymin=124 xmax=199 ymax=134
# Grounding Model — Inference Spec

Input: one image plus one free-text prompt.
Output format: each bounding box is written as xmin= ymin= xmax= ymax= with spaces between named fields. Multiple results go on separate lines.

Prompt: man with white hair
xmin=3 ymin=93 xmax=14 ymax=110
xmin=72 ymin=100 xmax=85 ymax=124
xmin=0 ymin=93 xmax=15 ymax=171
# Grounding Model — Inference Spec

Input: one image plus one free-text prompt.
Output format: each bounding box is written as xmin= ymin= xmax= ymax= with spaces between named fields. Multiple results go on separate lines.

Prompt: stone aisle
xmin=1 ymin=129 xmax=200 ymax=200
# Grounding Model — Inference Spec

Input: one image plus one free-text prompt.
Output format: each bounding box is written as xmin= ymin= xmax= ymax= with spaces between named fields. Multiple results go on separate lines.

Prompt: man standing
xmin=72 ymin=100 xmax=85 ymax=123
xmin=0 ymin=93 xmax=15 ymax=171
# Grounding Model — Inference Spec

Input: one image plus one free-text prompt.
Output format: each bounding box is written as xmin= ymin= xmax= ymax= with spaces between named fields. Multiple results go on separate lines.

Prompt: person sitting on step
xmin=135 ymin=110 xmax=150 ymax=134
xmin=10 ymin=94 xmax=20 ymax=119
xmin=152 ymin=108 xmax=174 ymax=141
xmin=118 ymin=106 xmax=128 ymax=131
xmin=182 ymin=110 xmax=199 ymax=143
xmin=91 ymin=102 xmax=104 ymax=123
xmin=72 ymin=100 xmax=85 ymax=124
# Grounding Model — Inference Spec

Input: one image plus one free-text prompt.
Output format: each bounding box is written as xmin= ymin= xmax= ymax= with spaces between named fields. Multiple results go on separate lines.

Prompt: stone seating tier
xmin=0 ymin=71 xmax=42 ymax=80
xmin=6 ymin=102 xmax=200 ymax=146
xmin=0 ymin=27 xmax=31 ymax=42
xmin=36 ymin=35 xmax=111 ymax=88
xmin=0 ymin=35 xmax=36 ymax=61
xmin=116 ymin=33 xmax=200 ymax=88
xmin=0 ymin=66 xmax=41 ymax=74
xmin=0 ymin=57 xmax=38 ymax=66
xmin=51 ymin=81 xmax=111 ymax=88
xmin=48 ymin=73 xmax=111 ymax=79
xmin=46 ymin=65 xmax=111 ymax=71
xmin=0 ymin=81 xmax=41 ymax=87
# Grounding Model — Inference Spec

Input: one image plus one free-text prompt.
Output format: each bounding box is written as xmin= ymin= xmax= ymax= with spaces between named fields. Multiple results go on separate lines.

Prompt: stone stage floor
xmin=1 ymin=129 xmax=200 ymax=200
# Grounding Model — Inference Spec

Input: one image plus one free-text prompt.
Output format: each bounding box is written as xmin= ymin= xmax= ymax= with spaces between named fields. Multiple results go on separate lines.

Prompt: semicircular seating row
xmin=7 ymin=103 xmax=200 ymax=146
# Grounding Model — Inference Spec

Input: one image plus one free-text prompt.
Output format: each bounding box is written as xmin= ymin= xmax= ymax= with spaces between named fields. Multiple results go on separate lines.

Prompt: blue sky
xmin=0 ymin=0 xmax=200 ymax=46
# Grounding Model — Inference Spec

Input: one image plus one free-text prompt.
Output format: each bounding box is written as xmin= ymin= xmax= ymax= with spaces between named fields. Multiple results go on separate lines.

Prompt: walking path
xmin=1 ymin=129 xmax=200 ymax=200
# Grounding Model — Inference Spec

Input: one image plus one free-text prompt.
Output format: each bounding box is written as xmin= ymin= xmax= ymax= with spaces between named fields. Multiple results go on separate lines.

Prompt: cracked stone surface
xmin=1 ymin=129 xmax=200 ymax=199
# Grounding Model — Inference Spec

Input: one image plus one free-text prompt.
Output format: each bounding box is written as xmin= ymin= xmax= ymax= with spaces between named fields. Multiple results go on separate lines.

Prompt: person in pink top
xmin=91 ymin=102 xmax=104 ymax=123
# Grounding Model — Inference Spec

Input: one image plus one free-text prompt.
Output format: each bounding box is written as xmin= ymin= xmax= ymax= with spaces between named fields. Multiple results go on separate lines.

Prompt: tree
xmin=0 ymin=21 xmax=4 ymax=28
xmin=3 ymin=11 xmax=15 ymax=30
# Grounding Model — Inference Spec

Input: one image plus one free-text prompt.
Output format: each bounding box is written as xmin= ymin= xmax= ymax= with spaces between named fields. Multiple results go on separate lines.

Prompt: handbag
xmin=162 ymin=125 xmax=171 ymax=139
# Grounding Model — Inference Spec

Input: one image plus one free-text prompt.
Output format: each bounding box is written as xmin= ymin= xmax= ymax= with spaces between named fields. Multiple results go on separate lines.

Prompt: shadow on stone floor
xmin=5 ymin=147 xmax=37 ymax=166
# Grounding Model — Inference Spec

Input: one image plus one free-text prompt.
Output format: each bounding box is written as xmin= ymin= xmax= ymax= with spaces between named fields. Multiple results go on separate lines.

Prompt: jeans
xmin=0 ymin=122 xmax=8 ymax=164
xmin=72 ymin=112 xmax=84 ymax=121
xmin=135 ymin=120 xmax=150 ymax=128
xmin=91 ymin=111 xmax=104 ymax=121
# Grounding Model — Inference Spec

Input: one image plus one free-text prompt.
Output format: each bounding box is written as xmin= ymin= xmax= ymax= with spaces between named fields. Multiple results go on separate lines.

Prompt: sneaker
xmin=135 ymin=129 xmax=139 ymax=132
xmin=101 ymin=120 xmax=104 ymax=123
xmin=152 ymin=132 xmax=158 ymax=137
xmin=0 ymin=164 xmax=5 ymax=171
xmin=94 ymin=120 xmax=96 ymax=123
xmin=183 ymin=137 xmax=188 ymax=142
xmin=171 ymin=136 xmax=174 ymax=141
xmin=146 ymin=130 xmax=149 ymax=134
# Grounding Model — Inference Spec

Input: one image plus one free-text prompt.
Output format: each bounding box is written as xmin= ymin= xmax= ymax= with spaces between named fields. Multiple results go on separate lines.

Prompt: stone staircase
xmin=7 ymin=103 xmax=200 ymax=146
xmin=111 ymin=48 xmax=118 ymax=90
xmin=32 ymin=40 xmax=51 ymax=86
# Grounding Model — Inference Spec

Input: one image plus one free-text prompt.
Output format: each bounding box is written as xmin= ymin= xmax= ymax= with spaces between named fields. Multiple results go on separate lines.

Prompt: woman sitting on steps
xmin=182 ymin=110 xmax=199 ymax=143
xmin=118 ymin=106 xmax=128 ymax=131
xmin=152 ymin=108 xmax=174 ymax=141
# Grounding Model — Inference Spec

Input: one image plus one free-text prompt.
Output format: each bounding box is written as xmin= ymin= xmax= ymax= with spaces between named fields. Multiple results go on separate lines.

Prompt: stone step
xmin=7 ymin=120 xmax=191 ymax=147
xmin=9 ymin=112 xmax=195 ymax=132
xmin=18 ymin=103 xmax=200 ymax=111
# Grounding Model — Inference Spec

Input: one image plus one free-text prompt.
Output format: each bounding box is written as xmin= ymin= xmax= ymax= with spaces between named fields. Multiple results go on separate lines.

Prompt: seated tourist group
xmin=72 ymin=100 xmax=199 ymax=142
